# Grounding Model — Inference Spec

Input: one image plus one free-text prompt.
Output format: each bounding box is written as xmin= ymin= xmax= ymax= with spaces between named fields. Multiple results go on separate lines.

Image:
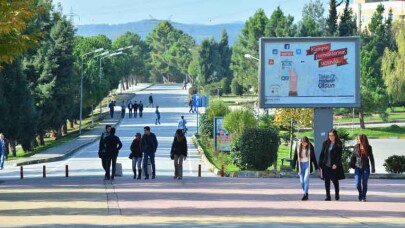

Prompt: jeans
xmin=155 ymin=117 xmax=160 ymax=125
xmin=0 ymin=154 xmax=5 ymax=168
xmin=132 ymin=156 xmax=142 ymax=173
xmin=299 ymin=162 xmax=310 ymax=194
xmin=143 ymin=152 xmax=155 ymax=177
xmin=121 ymin=109 xmax=125 ymax=118
xmin=134 ymin=110 xmax=138 ymax=118
xmin=128 ymin=109 xmax=133 ymax=118
xmin=174 ymin=154 xmax=184 ymax=177
xmin=109 ymin=109 xmax=114 ymax=118
xmin=355 ymin=167 xmax=370 ymax=200
xmin=105 ymin=156 xmax=117 ymax=179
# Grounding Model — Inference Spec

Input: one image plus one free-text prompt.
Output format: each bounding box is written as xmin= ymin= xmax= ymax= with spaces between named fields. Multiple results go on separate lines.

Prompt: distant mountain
xmin=76 ymin=20 xmax=244 ymax=46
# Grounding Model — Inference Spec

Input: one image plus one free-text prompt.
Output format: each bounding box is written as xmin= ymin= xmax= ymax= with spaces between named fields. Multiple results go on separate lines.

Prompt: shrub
xmin=199 ymin=101 xmax=230 ymax=138
xmin=389 ymin=124 xmax=401 ymax=130
xmin=188 ymin=86 xmax=198 ymax=97
xmin=231 ymin=78 xmax=243 ymax=96
xmin=383 ymin=155 xmax=405 ymax=174
xmin=223 ymin=109 xmax=257 ymax=139
xmin=235 ymin=128 xmax=279 ymax=170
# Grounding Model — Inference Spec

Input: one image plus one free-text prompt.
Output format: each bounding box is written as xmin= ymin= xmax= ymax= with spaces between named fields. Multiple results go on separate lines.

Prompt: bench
xmin=281 ymin=158 xmax=294 ymax=171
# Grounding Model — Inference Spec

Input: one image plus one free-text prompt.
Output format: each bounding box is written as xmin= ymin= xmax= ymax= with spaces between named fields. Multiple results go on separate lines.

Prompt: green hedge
xmin=384 ymin=155 xmax=405 ymax=174
xmin=234 ymin=128 xmax=279 ymax=170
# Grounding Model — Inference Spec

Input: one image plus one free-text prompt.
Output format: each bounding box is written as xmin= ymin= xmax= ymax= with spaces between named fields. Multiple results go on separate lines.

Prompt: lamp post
xmin=80 ymin=48 xmax=104 ymax=135
xmin=244 ymin=53 xmax=261 ymax=120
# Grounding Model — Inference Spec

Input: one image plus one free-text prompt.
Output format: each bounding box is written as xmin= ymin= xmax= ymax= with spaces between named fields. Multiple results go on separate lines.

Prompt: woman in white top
xmin=292 ymin=136 xmax=319 ymax=201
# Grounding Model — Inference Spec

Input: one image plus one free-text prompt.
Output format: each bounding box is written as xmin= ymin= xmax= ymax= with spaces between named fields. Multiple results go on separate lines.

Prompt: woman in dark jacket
xmin=171 ymin=129 xmax=187 ymax=180
xmin=130 ymin=133 xmax=143 ymax=179
xmin=318 ymin=129 xmax=345 ymax=201
xmin=292 ymin=136 xmax=319 ymax=201
xmin=350 ymin=134 xmax=375 ymax=202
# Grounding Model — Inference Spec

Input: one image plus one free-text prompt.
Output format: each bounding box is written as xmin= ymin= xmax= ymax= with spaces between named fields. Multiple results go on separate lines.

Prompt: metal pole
xmin=196 ymin=106 xmax=199 ymax=135
xmin=99 ymin=58 xmax=103 ymax=118
xmin=91 ymin=104 xmax=94 ymax=127
xmin=79 ymin=55 xmax=84 ymax=135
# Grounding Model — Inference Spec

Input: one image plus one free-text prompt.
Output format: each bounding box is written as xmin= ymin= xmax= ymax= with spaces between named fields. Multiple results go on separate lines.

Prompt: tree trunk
xmin=70 ymin=119 xmax=74 ymax=129
xmin=39 ymin=134 xmax=45 ymax=146
xmin=10 ymin=140 xmax=17 ymax=157
xmin=74 ymin=119 xmax=78 ymax=125
xmin=125 ymin=78 xmax=129 ymax=89
xmin=63 ymin=121 xmax=68 ymax=135
xmin=359 ymin=111 xmax=366 ymax=129
xmin=121 ymin=80 xmax=125 ymax=91
xmin=56 ymin=128 xmax=62 ymax=139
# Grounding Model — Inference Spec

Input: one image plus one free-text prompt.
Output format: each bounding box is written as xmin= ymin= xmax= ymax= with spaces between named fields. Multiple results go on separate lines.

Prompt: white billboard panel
xmin=259 ymin=37 xmax=360 ymax=108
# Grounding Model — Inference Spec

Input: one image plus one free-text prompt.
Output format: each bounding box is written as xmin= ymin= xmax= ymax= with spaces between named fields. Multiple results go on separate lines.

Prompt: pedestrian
xmin=350 ymin=134 xmax=375 ymax=202
xmin=109 ymin=101 xmax=115 ymax=118
xmin=318 ymin=129 xmax=345 ymax=201
xmin=177 ymin=115 xmax=187 ymax=134
xmin=127 ymin=100 xmax=133 ymax=118
xmin=120 ymin=100 xmax=126 ymax=118
xmin=155 ymin=106 xmax=161 ymax=125
xmin=148 ymin=93 xmax=154 ymax=107
xmin=98 ymin=125 xmax=111 ymax=179
xmin=103 ymin=127 xmax=122 ymax=180
xmin=141 ymin=126 xmax=158 ymax=179
xmin=138 ymin=100 xmax=144 ymax=118
xmin=292 ymin=136 xmax=319 ymax=201
xmin=133 ymin=101 xmax=139 ymax=118
xmin=183 ymin=80 xmax=187 ymax=90
xmin=171 ymin=129 xmax=187 ymax=180
xmin=188 ymin=98 xmax=194 ymax=113
xmin=0 ymin=133 xmax=6 ymax=170
xmin=129 ymin=133 xmax=143 ymax=179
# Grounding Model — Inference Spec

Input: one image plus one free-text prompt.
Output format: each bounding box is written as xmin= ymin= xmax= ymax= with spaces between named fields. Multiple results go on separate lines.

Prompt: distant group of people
xmin=108 ymin=93 xmax=154 ymax=119
xmin=292 ymin=129 xmax=375 ymax=202
xmin=98 ymin=114 xmax=189 ymax=180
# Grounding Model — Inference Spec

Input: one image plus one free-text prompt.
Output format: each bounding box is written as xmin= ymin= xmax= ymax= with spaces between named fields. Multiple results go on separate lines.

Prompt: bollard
xmin=221 ymin=164 xmax=225 ymax=177
xmin=198 ymin=164 xmax=201 ymax=177
xmin=20 ymin=166 xmax=23 ymax=179
xmin=43 ymin=165 xmax=46 ymax=178
xmin=65 ymin=165 xmax=69 ymax=177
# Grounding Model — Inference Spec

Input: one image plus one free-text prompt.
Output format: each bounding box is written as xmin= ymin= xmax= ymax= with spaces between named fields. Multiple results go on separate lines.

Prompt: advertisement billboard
xmin=259 ymin=37 xmax=360 ymax=108
xmin=213 ymin=117 xmax=231 ymax=152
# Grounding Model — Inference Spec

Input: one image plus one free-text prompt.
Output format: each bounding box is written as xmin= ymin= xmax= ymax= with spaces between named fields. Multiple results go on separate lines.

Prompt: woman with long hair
xmin=318 ymin=129 xmax=345 ymax=201
xmin=292 ymin=136 xmax=319 ymax=201
xmin=350 ymin=134 xmax=375 ymax=202
xmin=171 ymin=129 xmax=187 ymax=180
xmin=130 ymin=133 xmax=143 ymax=179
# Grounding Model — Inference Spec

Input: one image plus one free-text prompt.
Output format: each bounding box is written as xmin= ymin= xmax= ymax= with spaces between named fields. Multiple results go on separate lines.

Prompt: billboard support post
xmin=314 ymin=108 xmax=334 ymax=159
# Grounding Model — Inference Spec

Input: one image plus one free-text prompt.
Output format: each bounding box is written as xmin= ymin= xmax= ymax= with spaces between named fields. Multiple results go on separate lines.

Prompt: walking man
xmin=120 ymin=100 xmax=126 ymax=118
xmin=99 ymin=125 xmax=111 ymax=179
xmin=148 ymin=93 xmax=154 ymax=108
xmin=0 ymin=133 xmax=5 ymax=170
xmin=138 ymin=101 xmax=144 ymax=118
xmin=134 ymin=101 xmax=139 ymax=118
xmin=127 ymin=101 xmax=133 ymax=118
xmin=188 ymin=98 xmax=194 ymax=113
xmin=103 ymin=127 xmax=122 ymax=180
xmin=141 ymin=126 xmax=158 ymax=179
xmin=177 ymin=115 xmax=187 ymax=134
xmin=155 ymin=106 xmax=161 ymax=125
xmin=109 ymin=101 xmax=115 ymax=118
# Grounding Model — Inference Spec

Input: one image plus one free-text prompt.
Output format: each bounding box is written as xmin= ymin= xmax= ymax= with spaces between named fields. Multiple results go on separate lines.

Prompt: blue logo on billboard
xmin=272 ymin=49 xmax=278 ymax=55
xmin=296 ymin=49 xmax=302 ymax=55
xmin=284 ymin=44 xmax=290 ymax=49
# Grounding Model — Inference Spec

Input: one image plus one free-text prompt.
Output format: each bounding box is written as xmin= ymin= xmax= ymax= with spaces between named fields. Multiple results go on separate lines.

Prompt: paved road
xmin=0 ymin=84 xmax=214 ymax=180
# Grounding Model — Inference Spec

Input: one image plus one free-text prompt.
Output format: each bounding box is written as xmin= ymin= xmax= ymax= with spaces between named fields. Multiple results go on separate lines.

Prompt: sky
xmin=56 ymin=0 xmax=330 ymax=26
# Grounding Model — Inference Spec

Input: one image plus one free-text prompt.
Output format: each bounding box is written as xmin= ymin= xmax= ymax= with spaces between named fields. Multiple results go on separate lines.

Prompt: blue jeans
xmin=354 ymin=167 xmax=370 ymax=200
xmin=143 ymin=152 xmax=155 ymax=177
xmin=132 ymin=156 xmax=142 ymax=172
xmin=0 ymin=154 xmax=5 ymax=168
xmin=299 ymin=162 xmax=310 ymax=193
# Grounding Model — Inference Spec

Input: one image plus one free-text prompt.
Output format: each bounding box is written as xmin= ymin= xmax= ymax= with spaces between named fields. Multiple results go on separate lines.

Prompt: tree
xmin=199 ymin=38 xmax=223 ymax=84
xmin=265 ymin=7 xmax=296 ymax=37
xmin=298 ymin=0 xmax=326 ymax=37
xmin=338 ymin=0 xmax=357 ymax=36
xmin=382 ymin=23 xmax=405 ymax=105
xmin=218 ymin=30 xmax=233 ymax=79
xmin=0 ymin=0 xmax=47 ymax=68
xmin=326 ymin=0 xmax=343 ymax=36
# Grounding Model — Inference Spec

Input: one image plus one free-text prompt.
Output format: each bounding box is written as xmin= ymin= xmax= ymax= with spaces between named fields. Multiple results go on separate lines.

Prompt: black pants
xmin=128 ymin=109 xmax=133 ymax=118
xmin=105 ymin=156 xmax=117 ymax=179
xmin=101 ymin=157 xmax=107 ymax=173
xmin=134 ymin=109 xmax=138 ymax=118
xmin=109 ymin=109 xmax=114 ymax=118
xmin=323 ymin=166 xmax=340 ymax=195
xmin=139 ymin=110 xmax=143 ymax=117
xmin=121 ymin=109 xmax=125 ymax=118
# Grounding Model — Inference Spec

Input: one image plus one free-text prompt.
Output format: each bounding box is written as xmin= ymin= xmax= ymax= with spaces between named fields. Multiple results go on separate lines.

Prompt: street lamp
xmin=244 ymin=53 xmax=259 ymax=61
xmin=79 ymin=48 xmax=104 ymax=135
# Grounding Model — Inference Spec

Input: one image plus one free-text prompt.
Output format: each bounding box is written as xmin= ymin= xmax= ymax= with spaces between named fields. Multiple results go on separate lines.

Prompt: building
xmin=338 ymin=0 xmax=405 ymax=30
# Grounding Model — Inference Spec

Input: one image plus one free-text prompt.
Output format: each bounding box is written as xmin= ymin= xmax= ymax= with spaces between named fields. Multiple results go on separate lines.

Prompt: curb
xmin=12 ymin=84 xmax=154 ymax=167
xmin=191 ymin=135 xmax=222 ymax=176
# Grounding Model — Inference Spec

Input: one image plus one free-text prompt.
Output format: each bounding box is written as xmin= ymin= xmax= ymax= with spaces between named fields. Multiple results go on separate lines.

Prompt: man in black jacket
xmin=103 ymin=127 xmax=122 ymax=180
xmin=141 ymin=126 xmax=158 ymax=179
xmin=99 ymin=125 xmax=111 ymax=179
xmin=138 ymin=101 xmax=144 ymax=118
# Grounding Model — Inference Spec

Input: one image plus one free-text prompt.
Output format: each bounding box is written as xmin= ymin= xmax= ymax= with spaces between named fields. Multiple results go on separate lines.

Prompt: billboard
xmin=259 ymin=37 xmax=360 ymax=108
xmin=213 ymin=117 xmax=231 ymax=152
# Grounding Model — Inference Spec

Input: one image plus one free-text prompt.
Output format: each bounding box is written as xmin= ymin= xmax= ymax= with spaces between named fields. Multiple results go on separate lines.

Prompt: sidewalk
xmin=4 ymin=83 xmax=152 ymax=167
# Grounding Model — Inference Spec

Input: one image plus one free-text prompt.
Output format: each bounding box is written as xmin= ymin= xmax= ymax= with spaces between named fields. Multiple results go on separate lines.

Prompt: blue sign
xmin=193 ymin=94 xmax=202 ymax=107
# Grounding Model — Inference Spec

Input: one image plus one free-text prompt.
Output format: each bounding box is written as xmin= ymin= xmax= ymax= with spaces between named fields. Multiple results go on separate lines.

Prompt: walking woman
xmin=318 ymin=129 xmax=345 ymax=201
xmin=350 ymin=134 xmax=375 ymax=202
xmin=171 ymin=129 xmax=187 ymax=180
xmin=130 ymin=133 xmax=143 ymax=179
xmin=292 ymin=136 xmax=319 ymax=201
